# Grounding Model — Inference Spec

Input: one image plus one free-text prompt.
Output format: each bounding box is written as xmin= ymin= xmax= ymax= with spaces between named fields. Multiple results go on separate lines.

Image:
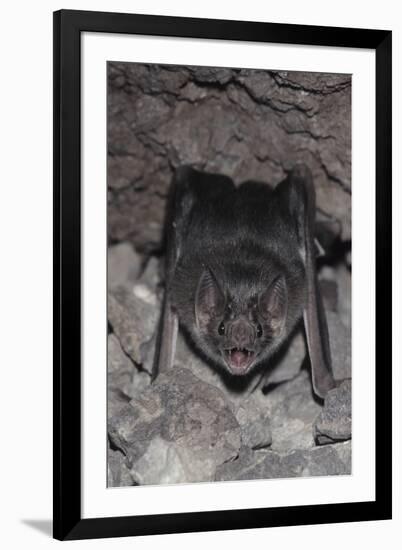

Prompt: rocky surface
xmin=107 ymin=244 xmax=352 ymax=486
xmin=108 ymin=445 xmax=136 ymax=487
xmin=108 ymin=333 xmax=151 ymax=403
xmin=108 ymin=63 xmax=351 ymax=252
xmin=215 ymin=440 xmax=351 ymax=481
xmin=108 ymin=367 xmax=241 ymax=484
xmin=108 ymin=242 xmax=142 ymax=290
xmin=106 ymin=62 xmax=352 ymax=486
xmin=314 ymin=380 xmax=352 ymax=444
xmin=108 ymin=285 xmax=159 ymax=369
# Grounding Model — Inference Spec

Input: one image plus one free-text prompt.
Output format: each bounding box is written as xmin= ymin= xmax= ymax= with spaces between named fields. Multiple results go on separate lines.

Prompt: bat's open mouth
xmin=224 ymin=347 xmax=255 ymax=374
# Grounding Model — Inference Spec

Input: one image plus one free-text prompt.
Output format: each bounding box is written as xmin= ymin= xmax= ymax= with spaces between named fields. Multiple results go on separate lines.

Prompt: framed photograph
xmin=53 ymin=9 xmax=392 ymax=541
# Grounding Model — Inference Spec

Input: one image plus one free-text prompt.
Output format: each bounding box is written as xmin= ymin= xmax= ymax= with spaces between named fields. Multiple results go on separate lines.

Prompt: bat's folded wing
xmin=277 ymin=164 xmax=336 ymax=398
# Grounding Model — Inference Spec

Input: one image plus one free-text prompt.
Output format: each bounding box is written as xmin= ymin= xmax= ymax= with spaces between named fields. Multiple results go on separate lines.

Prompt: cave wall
xmin=107 ymin=62 xmax=351 ymax=253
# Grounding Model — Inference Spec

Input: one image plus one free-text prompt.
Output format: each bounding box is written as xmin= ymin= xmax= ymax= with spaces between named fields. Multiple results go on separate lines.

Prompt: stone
xmin=264 ymin=371 xmax=322 ymax=451
xmin=108 ymin=387 xmax=132 ymax=419
xmin=320 ymin=279 xmax=338 ymax=312
xmin=106 ymin=251 xmax=352 ymax=484
xmin=108 ymin=333 xmax=152 ymax=405
xmin=174 ymin=333 xmax=274 ymax=450
xmin=336 ymin=263 xmax=351 ymax=330
xmin=128 ymin=437 xmax=190 ymax=485
xmin=108 ymin=286 xmax=159 ymax=368
xmin=315 ymin=210 xmax=342 ymax=250
xmin=215 ymin=440 xmax=351 ymax=481
xmin=108 ymin=334 xmax=134 ymax=397
xmin=314 ymin=379 xmax=352 ymax=444
xmin=108 ymin=367 xmax=241 ymax=485
xmin=175 ymin=331 xmax=322 ymax=452
xmin=261 ymin=328 xmax=306 ymax=387
xmin=131 ymin=368 xmax=152 ymax=394
xmin=137 ymin=256 xmax=161 ymax=294
xmin=108 ymin=446 xmax=135 ymax=487
xmin=108 ymin=64 xmax=351 ymax=251
xmin=108 ymin=242 xmax=141 ymax=290
xmin=174 ymin=327 xmax=317 ymax=452
xmin=174 ymin=331 xmax=259 ymax=403
xmin=175 ymin=325 xmax=305 ymax=401
xmin=235 ymin=398 xmax=272 ymax=449
xmin=327 ymin=311 xmax=351 ymax=381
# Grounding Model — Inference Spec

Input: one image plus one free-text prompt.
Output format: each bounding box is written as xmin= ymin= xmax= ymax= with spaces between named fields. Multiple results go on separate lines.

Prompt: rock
xmin=314 ymin=379 xmax=352 ymax=444
xmin=108 ymin=333 xmax=152 ymax=404
xmin=215 ymin=440 xmax=351 ymax=481
xmin=128 ymin=436 xmax=190 ymax=485
xmin=108 ymin=242 xmax=141 ymax=290
xmin=176 ymin=328 xmax=319 ymax=452
xmin=108 ymin=398 xmax=162 ymax=463
xmin=261 ymin=328 xmax=306 ymax=387
xmin=336 ymin=263 xmax=351 ymax=330
xmin=108 ymin=64 xmax=351 ymax=252
xmin=318 ymin=266 xmax=338 ymax=310
xmin=125 ymin=279 xmax=161 ymax=374
xmin=175 ymin=331 xmax=257 ymax=400
xmin=137 ymin=256 xmax=161 ymax=293
xmin=108 ymin=334 xmax=135 ymax=396
xmin=139 ymin=333 xmax=158 ymax=376
xmin=178 ymin=340 xmax=273 ymax=450
xmin=319 ymin=279 xmax=338 ymax=312
xmin=265 ymin=371 xmax=322 ymax=451
xmin=174 ymin=328 xmax=315 ymax=451
xmin=108 ymin=286 xmax=159 ymax=368
xmin=132 ymin=368 xmax=152 ymax=394
xmin=108 ymin=387 xmax=131 ymax=419
xmin=175 ymin=332 xmax=273 ymax=450
xmin=175 ymin=325 xmax=305 ymax=400
xmin=315 ymin=210 xmax=342 ymax=250
xmin=132 ymin=281 xmax=159 ymax=307
xmin=327 ymin=311 xmax=351 ymax=381
xmin=190 ymin=66 xmax=233 ymax=85
xmin=107 ymin=250 xmax=352 ymax=484
xmin=235 ymin=397 xmax=272 ymax=450
xmin=108 ymin=367 xmax=241 ymax=485
xmin=108 ymin=446 xmax=135 ymax=487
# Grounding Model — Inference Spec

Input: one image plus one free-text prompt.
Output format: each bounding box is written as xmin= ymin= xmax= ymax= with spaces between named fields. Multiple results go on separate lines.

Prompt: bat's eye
xmin=218 ymin=322 xmax=225 ymax=335
xmin=256 ymin=323 xmax=263 ymax=338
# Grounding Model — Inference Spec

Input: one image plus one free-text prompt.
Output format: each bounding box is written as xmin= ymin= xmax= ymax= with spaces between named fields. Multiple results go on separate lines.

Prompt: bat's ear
xmin=277 ymin=164 xmax=336 ymax=398
xmin=275 ymin=164 xmax=311 ymax=262
xmin=259 ymin=276 xmax=288 ymax=336
xmin=195 ymin=268 xmax=225 ymax=330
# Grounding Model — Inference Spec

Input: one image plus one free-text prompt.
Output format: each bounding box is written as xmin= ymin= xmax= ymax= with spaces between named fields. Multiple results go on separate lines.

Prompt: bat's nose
xmin=229 ymin=320 xmax=254 ymax=348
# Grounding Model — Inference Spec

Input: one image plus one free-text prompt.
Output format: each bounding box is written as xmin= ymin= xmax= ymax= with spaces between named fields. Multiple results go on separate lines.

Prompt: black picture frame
xmin=53 ymin=9 xmax=392 ymax=541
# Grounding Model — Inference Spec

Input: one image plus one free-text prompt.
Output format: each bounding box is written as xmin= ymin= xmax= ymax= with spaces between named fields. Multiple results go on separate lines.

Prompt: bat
xmin=153 ymin=164 xmax=336 ymax=399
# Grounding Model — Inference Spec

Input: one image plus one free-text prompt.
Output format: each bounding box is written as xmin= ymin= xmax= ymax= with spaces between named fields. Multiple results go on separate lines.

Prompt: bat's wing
xmin=153 ymin=166 xmax=236 ymax=380
xmin=152 ymin=166 xmax=196 ymax=380
xmin=277 ymin=164 xmax=336 ymax=398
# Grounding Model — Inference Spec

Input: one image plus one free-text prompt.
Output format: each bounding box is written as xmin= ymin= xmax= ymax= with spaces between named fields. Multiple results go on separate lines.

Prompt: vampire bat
xmin=153 ymin=164 xmax=336 ymax=399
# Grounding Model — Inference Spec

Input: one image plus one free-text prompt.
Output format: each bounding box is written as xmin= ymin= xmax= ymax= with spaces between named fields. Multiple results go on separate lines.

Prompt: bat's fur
xmin=154 ymin=165 xmax=336 ymax=398
xmin=170 ymin=178 xmax=306 ymax=376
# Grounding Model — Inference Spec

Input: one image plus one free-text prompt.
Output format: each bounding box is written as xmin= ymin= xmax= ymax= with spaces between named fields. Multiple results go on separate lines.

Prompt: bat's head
xmin=194 ymin=264 xmax=304 ymax=376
